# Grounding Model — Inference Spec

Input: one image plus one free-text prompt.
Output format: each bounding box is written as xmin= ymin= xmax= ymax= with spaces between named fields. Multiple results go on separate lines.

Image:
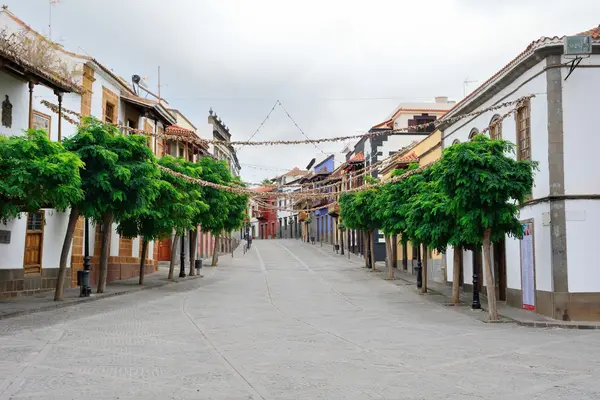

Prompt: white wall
xmin=442 ymin=60 xmax=549 ymax=199
xmin=40 ymin=209 xmax=71 ymax=268
xmin=505 ymin=202 xmax=553 ymax=292
xmin=0 ymin=72 xmax=29 ymax=137
xmin=566 ymin=199 xmax=600 ymax=292
xmin=90 ymin=70 xmax=121 ymax=121
xmin=132 ymin=237 xmax=140 ymax=258
xmin=442 ymin=60 xmax=550 ymax=293
xmin=0 ymin=215 xmax=27 ymax=269
xmin=33 ymin=86 xmax=80 ymax=141
xmin=110 ymin=222 xmax=120 ymax=257
xmin=562 ymin=54 xmax=600 ymax=195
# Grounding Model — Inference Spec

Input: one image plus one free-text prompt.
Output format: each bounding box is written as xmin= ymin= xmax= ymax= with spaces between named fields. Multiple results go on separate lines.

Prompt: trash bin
xmin=195 ymin=259 xmax=202 ymax=274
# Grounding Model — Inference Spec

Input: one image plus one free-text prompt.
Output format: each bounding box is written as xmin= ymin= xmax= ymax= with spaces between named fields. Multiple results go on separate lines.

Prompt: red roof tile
xmin=166 ymin=125 xmax=194 ymax=134
xmin=397 ymin=151 xmax=418 ymax=164
xmin=284 ymin=167 xmax=309 ymax=177
xmin=347 ymin=152 xmax=364 ymax=163
xmin=578 ymin=26 xmax=600 ymax=39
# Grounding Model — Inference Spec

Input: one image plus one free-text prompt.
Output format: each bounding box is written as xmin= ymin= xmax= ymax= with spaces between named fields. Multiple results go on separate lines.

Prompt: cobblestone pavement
xmin=1 ymin=239 xmax=599 ymax=399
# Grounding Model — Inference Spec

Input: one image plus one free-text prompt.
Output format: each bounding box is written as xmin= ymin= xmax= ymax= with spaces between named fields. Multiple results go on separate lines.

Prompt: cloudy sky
xmin=6 ymin=0 xmax=600 ymax=182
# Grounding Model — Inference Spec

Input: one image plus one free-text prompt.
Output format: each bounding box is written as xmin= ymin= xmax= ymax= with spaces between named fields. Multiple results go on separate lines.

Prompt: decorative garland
xmin=41 ymin=95 xmax=534 ymax=147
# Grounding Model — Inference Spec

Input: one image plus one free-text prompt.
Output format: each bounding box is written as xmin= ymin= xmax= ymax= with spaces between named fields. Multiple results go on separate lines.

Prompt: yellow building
xmin=379 ymin=129 xmax=446 ymax=282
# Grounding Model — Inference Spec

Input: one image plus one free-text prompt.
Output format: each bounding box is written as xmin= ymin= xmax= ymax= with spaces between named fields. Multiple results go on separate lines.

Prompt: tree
xmin=118 ymin=155 xmax=208 ymax=283
xmin=403 ymin=165 xmax=455 ymax=294
xmin=339 ymin=184 xmax=380 ymax=271
xmin=374 ymin=165 xmax=421 ymax=279
xmin=0 ymin=130 xmax=83 ymax=223
xmin=154 ymin=156 xmax=208 ymax=279
xmin=195 ymin=157 xmax=233 ymax=266
xmin=221 ymin=177 xmax=249 ymax=261
xmin=63 ymin=117 xmax=160 ymax=294
xmin=0 ymin=130 xmax=84 ymax=301
xmin=436 ymin=135 xmax=536 ymax=320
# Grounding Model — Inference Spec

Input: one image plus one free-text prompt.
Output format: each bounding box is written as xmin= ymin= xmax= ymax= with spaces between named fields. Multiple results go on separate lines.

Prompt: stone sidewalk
xmin=0 ymin=264 xmax=204 ymax=320
xmin=310 ymin=242 xmax=600 ymax=329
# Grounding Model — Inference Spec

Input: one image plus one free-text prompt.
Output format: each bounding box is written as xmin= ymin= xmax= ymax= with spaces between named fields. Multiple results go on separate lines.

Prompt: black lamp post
xmin=79 ymin=217 xmax=92 ymax=297
xmin=179 ymin=230 xmax=186 ymax=278
xmin=416 ymin=244 xmax=423 ymax=289
xmin=472 ymin=261 xmax=481 ymax=309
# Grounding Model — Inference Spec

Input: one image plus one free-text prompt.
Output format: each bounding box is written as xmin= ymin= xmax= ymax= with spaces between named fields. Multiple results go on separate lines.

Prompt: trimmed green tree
xmin=63 ymin=117 xmax=160 ymax=294
xmin=436 ymin=135 xmax=536 ymax=319
xmin=157 ymin=156 xmax=208 ymax=279
xmin=0 ymin=130 xmax=83 ymax=301
xmin=339 ymin=184 xmax=380 ymax=271
xmin=374 ymin=164 xmax=421 ymax=280
xmin=0 ymin=129 xmax=83 ymax=223
xmin=195 ymin=157 xmax=233 ymax=266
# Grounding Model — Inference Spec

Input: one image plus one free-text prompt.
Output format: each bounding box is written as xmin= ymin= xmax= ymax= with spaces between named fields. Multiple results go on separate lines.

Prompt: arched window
xmin=452 ymin=139 xmax=460 ymax=145
xmin=468 ymin=128 xmax=479 ymax=140
xmin=489 ymin=114 xmax=502 ymax=140
xmin=516 ymin=103 xmax=531 ymax=160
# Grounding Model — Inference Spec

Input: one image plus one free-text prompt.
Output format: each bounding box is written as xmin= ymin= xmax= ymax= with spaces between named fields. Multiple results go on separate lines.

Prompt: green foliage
xmin=339 ymin=187 xmax=380 ymax=232
xmin=224 ymin=177 xmax=249 ymax=232
xmin=436 ymin=134 xmax=537 ymax=243
xmin=196 ymin=157 xmax=244 ymax=234
xmin=0 ymin=130 xmax=83 ymax=223
xmin=63 ymin=117 xmax=160 ymax=223
xmin=118 ymin=156 xmax=209 ymax=240
xmin=403 ymin=164 xmax=455 ymax=252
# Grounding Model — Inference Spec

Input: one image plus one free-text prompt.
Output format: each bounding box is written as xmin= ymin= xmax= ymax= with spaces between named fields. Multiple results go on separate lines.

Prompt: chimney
xmin=435 ymin=96 xmax=449 ymax=104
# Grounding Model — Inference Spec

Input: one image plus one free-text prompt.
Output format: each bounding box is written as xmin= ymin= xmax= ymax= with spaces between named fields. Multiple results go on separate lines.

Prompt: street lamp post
xmin=416 ymin=244 xmax=423 ymax=289
xmin=80 ymin=217 xmax=92 ymax=297
xmin=179 ymin=230 xmax=186 ymax=278
xmin=472 ymin=260 xmax=481 ymax=309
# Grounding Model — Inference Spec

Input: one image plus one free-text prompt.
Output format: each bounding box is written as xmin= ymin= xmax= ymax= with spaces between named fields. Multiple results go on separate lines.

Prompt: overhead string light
xmin=41 ymin=95 xmax=534 ymax=147
xmin=154 ymin=98 xmax=529 ymax=205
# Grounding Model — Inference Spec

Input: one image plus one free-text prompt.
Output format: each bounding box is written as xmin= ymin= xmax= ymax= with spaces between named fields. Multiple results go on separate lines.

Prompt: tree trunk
xmin=421 ymin=243 xmax=428 ymax=294
xmin=483 ymin=229 xmax=499 ymax=321
xmin=402 ymin=239 xmax=408 ymax=271
xmin=189 ymin=230 xmax=197 ymax=276
xmin=55 ymin=207 xmax=80 ymax=301
xmin=392 ymin=234 xmax=398 ymax=270
xmin=211 ymin=234 xmax=219 ymax=266
xmin=97 ymin=212 xmax=113 ymax=293
xmin=168 ymin=234 xmax=179 ymax=280
xmin=385 ymin=236 xmax=394 ymax=280
xmin=363 ymin=231 xmax=369 ymax=268
xmin=139 ymin=238 xmax=148 ymax=285
xmin=452 ymin=245 xmax=462 ymax=304
xmin=370 ymin=231 xmax=377 ymax=272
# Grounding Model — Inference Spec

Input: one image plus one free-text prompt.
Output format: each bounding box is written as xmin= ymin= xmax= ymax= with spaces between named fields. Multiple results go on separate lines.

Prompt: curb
xmin=0 ymin=275 xmax=202 ymax=321
xmin=514 ymin=320 xmax=600 ymax=329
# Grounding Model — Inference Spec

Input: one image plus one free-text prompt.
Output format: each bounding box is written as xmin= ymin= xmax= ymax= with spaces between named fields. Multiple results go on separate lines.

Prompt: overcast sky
xmin=6 ymin=0 xmax=600 ymax=182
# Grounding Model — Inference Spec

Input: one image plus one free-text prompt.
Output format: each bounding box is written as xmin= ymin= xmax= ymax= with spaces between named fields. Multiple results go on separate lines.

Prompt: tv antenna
xmin=463 ymin=78 xmax=478 ymax=98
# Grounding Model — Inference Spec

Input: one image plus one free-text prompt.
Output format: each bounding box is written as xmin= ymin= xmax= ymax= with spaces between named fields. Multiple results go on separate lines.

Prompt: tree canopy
xmin=0 ymin=129 xmax=83 ymax=223
xmin=62 ymin=117 xmax=160 ymax=222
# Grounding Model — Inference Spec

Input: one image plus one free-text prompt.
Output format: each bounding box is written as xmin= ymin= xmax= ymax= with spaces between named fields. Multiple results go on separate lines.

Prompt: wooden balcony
xmin=327 ymin=203 xmax=340 ymax=217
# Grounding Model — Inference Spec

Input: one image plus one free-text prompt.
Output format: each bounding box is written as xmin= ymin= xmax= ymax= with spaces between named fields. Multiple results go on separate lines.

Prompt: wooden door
xmin=494 ymin=240 xmax=507 ymax=301
xmin=157 ymin=237 xmax=171 ymax=261
xmin=23 ymin=211 xmax=44 ymax=275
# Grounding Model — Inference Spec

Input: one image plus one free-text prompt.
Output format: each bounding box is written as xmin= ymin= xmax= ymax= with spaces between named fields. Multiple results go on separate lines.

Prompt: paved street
xmin=1 ymin=240 xmax=599 ymax=399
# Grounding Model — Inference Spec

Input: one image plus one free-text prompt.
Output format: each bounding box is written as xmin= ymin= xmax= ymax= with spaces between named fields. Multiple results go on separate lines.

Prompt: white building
xmin=208 ymin=108 xmax=241 ymax=177
xmin=440 ymin=27 xmax=600 ymax=321
xmin=0 ymin=7 xmax=199 ymax=296
xmin=273 ymin=168 xmax=308 ymax=239
xmin=366 ymin=97 xmax=454 ymax=170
